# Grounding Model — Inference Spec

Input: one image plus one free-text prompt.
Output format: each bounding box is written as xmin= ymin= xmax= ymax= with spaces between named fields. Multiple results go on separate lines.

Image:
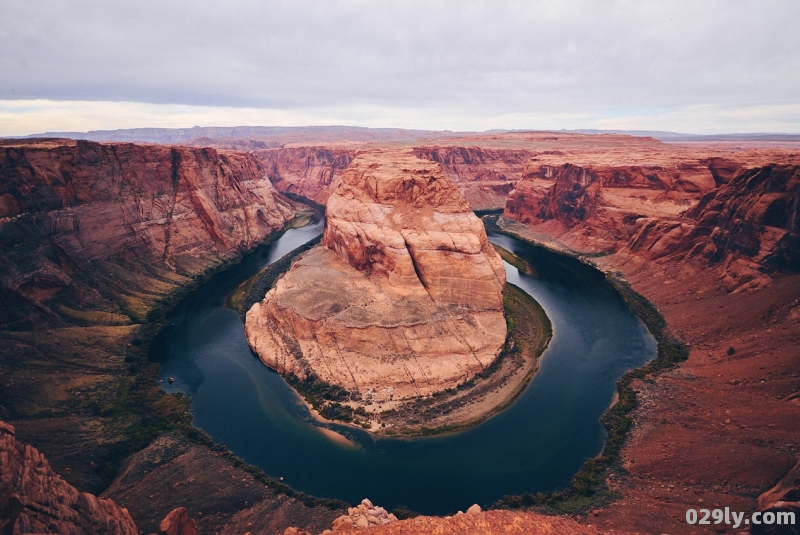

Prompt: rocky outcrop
xmin=504 ymin=162 xmax=714 ymax=251
xmin=159 ymin=507 xmax=198 ymax=535
xmin=245 ymin=151 xmax=506 ymax=407
xmin=327 ymin=509 xmax=618 ymax=535
xmin=753 ymin=458 xmax=800 ymax=535
xmin=254 ymin=147 xmax=359 ymax=205
xmin=0 ymin=139 xmax=294 ymax=329
xmin=330 ymin=498 xmax=397 ymax=531
xmin=0 ymin=421 xmax=138 ymax=535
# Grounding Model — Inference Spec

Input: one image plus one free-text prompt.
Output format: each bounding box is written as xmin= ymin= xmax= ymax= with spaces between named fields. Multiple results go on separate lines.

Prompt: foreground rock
xmin=327 ymin=509 xmax=622 ymax=535
xmin=159 ymin=507 xmax=198 ymax=535
xmin=330 ymin=498 xmax=397 ymax=531
xmin=246 ymin=150 xmax=506 ymax=410
xmin=0 ymin=421 xmax=138 ymax=535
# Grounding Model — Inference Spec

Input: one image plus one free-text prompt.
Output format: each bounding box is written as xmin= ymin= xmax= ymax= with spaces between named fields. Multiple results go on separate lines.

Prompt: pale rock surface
xmin=246 ymin=151 xmax=506 ymax=402
xmin=331 ymin=498 xmax=397 ymax=531
xmin=466 ymin=504 xmax=482 ymax=515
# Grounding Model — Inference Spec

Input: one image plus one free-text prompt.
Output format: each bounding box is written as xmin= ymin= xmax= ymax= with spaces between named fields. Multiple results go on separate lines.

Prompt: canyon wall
xmin=255 ymin=145 xmax=530 ymax=211
xmin=0 ymin=139 xmax=294 ymax=330
xmin=245 ymin=150 xmax=506 ymax=408
xmin=253 ymin=147 xmax=358 ymax=205
xmin=0 ymin=138 xmax=294 ymax=500
xmin=504 ymin=162 xmax=800 ymax=290
xmin=412 ymin=146 xmax=531 ymax=210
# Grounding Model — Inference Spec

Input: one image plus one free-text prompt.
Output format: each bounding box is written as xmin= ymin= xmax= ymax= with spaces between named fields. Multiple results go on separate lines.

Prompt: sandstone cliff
xmin=504 ymin=161 xmax=800 ymax=291
xmin=628 ymin=164 xmax=800 ymax=290
xmin=0 ymin=138 xmax=294 ymax=496
xmin=0 ymin=139 xmax=294 ymax=329
xmin=255 ymin=145 xmax=529 ymax=211
xmin=245 ymin=151 xmax=506 ymax=409
xmin=413 ymin=146 xmax=531 ymax=210
xmin=504 ymin=161 xmax=714 ymax=252
xmin=254 ymin=147 xmax=358 ymax=205
xmin=0 ymin=421 xmax=138 ymax=535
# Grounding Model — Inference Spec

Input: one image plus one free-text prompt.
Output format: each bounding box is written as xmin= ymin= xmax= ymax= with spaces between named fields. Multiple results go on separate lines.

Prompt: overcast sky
xmin=2 ymin=0 xmax=799 ymax=135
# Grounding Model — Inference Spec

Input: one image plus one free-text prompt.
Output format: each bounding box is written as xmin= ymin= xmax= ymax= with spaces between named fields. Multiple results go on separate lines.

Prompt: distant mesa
xmin=245 ymin=150 xmax=506 ymax=412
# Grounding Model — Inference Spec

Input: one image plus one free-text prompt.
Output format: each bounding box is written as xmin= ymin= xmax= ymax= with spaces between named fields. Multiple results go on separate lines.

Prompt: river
xmin=153 ymin=219 xmax=656 ymax=515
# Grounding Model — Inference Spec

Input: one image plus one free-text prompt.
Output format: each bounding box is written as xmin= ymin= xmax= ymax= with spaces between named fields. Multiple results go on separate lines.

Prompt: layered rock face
xmin=255 ymin=145 xmax=528 ymax=210
xmin=504 ymin=161 xmax=799 ymax=291
xmin=628 ymin=164 xmax=800 ymax=290
xmin=413 ymin=146 xmax=531 ymax=210
xmin=254 ymin=147 xmax=358 ymax=205
xmin=504 ymin=162 xmax=715 ymax=251
xmin=0 ymin=421 xmax=138 ymax=535
xmin=0 ymin=139 xmax=294 ymax=329
xmin=246 ymin=151 xmax=506 ymax=402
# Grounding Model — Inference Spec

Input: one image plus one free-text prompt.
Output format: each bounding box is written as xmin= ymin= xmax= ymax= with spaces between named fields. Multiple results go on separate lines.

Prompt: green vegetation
xmin=283 ymin=373 xmax=369 ymax=425
xmin=233 ymin=236 xmax=322 ymax=318
xmin=492 ymin=243 xmax=536 ymax=275
xmin=493 ymin=267 xmax=688 ymax=514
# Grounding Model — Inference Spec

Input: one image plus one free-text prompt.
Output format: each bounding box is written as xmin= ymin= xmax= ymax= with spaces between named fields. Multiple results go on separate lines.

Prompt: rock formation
xmin=325 ymin=508 xmax=617 ymax=534
xmin=0 ymin=138 xmax=294 ymax=329
xmin=413 ymin=146 xmax=531 ymax=210
xmin=0 ymin=421 xmax=138 ymax=535
xmin=629 ymin=164 xmax=800 ymax=290
xmin=504 ymin=160 xmax=800 ymax=291
xmin=158 ymin=507 xmax=198 ymax=535
xmin=753 ymin=458 xmax=800 ymax=535
xmin=256 ymin=144 xmax=530 ymax=211
xmin=329 ymin=498 xmax=397 ymax=531
xmin=254 ymin=147 xmax=358 ymax=205
xmin=246 ymin=150 xmax=506 ymax=406
xmin=504 ymin=161 xmax=715 ymax=252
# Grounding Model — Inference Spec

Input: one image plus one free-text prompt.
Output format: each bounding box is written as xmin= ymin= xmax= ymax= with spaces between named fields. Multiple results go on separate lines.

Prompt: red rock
xmin=246 ymin=150 xmax=506 ymax=405
xmin=0 ymin=421 xmax=138 ymax=535
xmin=0 ymin=138 xmax=294 ymax=329
xmin=254 ymin=146 xmax=358 ymax=205
xmin=159 ymin=507 xmax=197 ymax=535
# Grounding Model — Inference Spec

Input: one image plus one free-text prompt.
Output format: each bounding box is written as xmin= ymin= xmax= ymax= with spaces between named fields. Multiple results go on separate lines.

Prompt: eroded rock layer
xmin=246 ymin=151 xmax=506 ymax=402
xmin=504 ymin=162 xmax=800 ymax=291
xmin=0 ymin=421 xmax=138 ymax=535
xmin=0 ymin=138 xmax=294 ymax=329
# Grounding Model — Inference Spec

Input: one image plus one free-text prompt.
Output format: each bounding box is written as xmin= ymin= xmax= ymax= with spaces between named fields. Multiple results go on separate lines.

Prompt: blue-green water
xmin=153 ymin=221 xmax=656 ymax=515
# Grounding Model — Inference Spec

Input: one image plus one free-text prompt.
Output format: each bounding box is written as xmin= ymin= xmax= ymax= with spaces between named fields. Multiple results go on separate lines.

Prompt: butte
xmin=245 ymin=150 xmax=507 ymax=414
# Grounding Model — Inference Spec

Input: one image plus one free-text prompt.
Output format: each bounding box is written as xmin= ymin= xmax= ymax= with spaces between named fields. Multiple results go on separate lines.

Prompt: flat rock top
xmin=333 ymin=150 xmax=471 ymax=214
xmin=273 ymin=246 xmax=459 ymax=327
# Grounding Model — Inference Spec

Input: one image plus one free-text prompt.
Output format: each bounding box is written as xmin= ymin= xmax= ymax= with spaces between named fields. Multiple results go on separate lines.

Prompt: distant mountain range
xmin=12 ymin=125 xmax=800 ymax=144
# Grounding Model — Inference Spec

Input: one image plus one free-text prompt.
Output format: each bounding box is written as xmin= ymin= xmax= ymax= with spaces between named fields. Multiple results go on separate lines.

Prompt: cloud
xmin=2 ymin=0 xmax=799 ymax=134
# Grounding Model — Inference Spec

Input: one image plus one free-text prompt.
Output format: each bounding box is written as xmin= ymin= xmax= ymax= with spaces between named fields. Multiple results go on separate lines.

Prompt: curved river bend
xmin=153 ymin=220 xmax=656 ymax=515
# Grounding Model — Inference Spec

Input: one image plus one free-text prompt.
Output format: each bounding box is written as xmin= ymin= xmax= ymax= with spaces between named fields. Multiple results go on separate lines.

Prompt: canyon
xmin=1 ymin=131 xmax=799 ymax=534
xmin=245 ymin=150 xmax=509 ymax=426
